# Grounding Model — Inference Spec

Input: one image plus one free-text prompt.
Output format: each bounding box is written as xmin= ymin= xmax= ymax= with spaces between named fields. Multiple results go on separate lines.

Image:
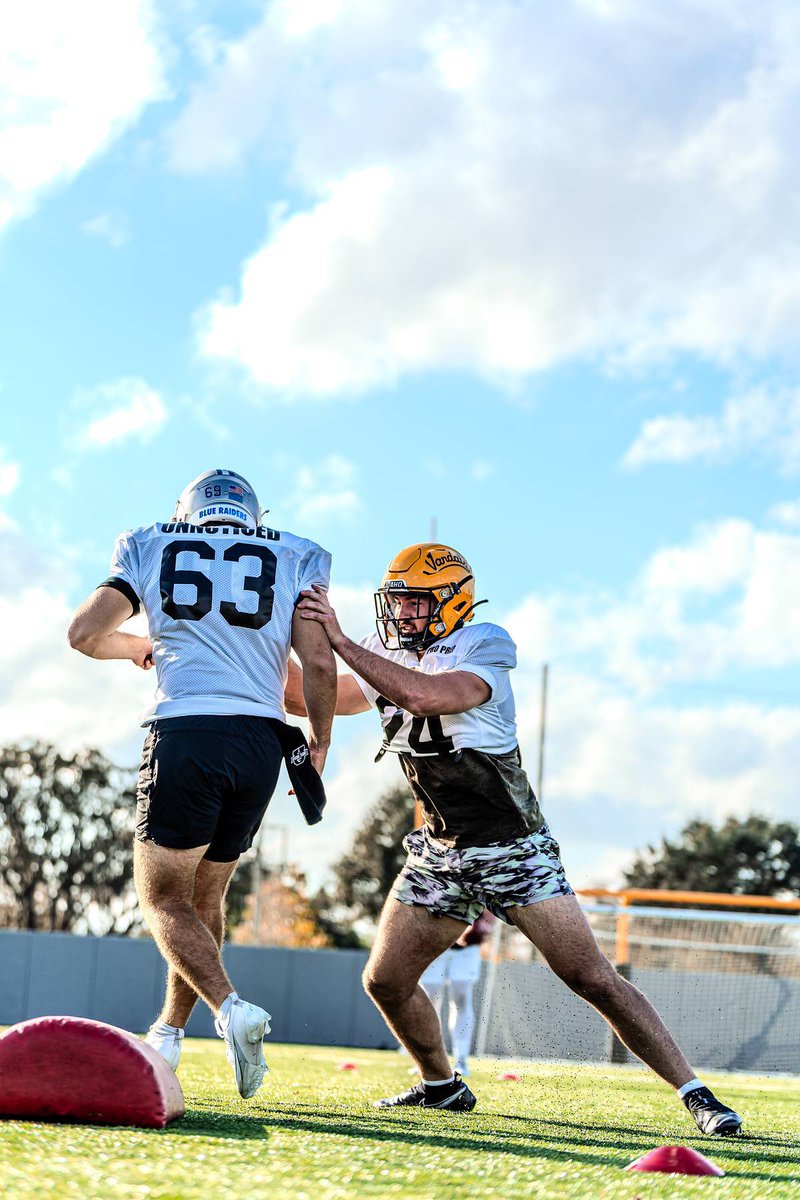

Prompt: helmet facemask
xmin=374 ymin=578 xmax=477 ymax=651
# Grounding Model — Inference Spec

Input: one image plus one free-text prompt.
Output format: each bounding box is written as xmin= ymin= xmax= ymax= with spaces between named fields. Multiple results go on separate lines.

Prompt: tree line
xmin=1 ymin=741 xmax=798 ymax=943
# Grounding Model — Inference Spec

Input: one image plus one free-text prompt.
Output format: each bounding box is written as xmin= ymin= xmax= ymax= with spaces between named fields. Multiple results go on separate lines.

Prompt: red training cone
xmin=337 ymin=1060 xmax=358 ymax=1071
xmin=626 ymin=1146 xmax=724 ymax=1176
xmin=498 ymin=1071 xmax=520 ymax=1081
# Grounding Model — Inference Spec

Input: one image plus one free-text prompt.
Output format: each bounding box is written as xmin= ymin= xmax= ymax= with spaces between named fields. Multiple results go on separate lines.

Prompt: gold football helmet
xmin=374 ymin=543 xmax=486 ymax=650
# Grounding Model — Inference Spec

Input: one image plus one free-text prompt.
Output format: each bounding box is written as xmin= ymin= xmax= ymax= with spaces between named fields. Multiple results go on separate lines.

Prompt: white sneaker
xmin=455 ymin=1057 xmax=470 ymax=1077
xmin=145 ymin=1021 xmax=184 ymax=1072
xmin=215 ymin=996 xmax=271 ymax=1099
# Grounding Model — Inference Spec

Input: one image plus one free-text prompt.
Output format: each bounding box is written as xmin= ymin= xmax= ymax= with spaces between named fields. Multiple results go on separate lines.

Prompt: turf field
xmin=1 ymin=1042 xmax=798 ymax=1200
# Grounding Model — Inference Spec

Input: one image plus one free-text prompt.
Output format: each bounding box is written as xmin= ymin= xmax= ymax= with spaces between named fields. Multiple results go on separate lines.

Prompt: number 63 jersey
xmin=104 ymin=522 xmax=331 ymax=725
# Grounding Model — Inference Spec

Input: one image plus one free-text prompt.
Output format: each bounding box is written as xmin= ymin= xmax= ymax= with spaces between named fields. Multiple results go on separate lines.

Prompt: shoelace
xmin=684 ymin=1088 xmax=725 ymax=1113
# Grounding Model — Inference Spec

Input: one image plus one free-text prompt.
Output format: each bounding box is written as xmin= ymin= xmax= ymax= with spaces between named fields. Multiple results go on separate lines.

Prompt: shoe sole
xmin=708 ymin=1119 xmax=743 ymax=1137
xmin=229 ymin=1014 xmax=269 ymax=1099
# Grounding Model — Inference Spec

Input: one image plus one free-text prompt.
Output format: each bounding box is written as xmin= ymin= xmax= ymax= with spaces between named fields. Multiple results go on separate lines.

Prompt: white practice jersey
xmin=353 ymin=623 xmax=518 ymax=756
xmin=104 ymin=521 xmax=330 ymax=724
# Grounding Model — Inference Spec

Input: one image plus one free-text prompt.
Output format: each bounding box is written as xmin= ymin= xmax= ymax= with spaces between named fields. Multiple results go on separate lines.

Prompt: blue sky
xmin=2 ymin=0 xmax=800 ymax=890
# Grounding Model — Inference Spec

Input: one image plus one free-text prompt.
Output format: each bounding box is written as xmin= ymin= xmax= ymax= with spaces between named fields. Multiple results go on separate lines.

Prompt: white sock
xmin=218 ymin=992 xmax=239 ymax=1024
xmin=152 ymin=1021 xmax=184 ymax=1037
xmin=422 ymin=1075 xmax=456 ymax=1088
xmin=678 ymin=1078 xmax=704 ymax=1100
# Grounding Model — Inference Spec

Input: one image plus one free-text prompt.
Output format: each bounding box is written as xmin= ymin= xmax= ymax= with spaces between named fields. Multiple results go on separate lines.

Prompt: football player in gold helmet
xmin=287 ymin=544 xmax=742 ymax=1134
xmin=373 ymin=542 xmax=485 ymax=652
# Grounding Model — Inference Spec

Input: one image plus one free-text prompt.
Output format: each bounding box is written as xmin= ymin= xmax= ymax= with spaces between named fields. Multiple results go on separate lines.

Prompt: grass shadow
xmin=169 ymin=1101 xmax=646 ymax=1170
xmin=170 ymin=1101 xmax=800 ymax=1181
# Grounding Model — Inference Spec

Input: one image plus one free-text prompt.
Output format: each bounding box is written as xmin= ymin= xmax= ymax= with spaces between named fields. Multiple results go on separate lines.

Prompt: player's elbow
xmin=301 ymin=650 xmax=337 ymax=682
xmin=67 ymin=616 xmax=98 ymax=656
xmin=404 ymin=687 xmax=440 ymax=719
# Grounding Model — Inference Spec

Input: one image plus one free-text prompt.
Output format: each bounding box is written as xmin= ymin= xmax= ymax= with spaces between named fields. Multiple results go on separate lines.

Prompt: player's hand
xmin=131 ymin=637 xmax=154 ymax=670
xmin=298 ymin=585 xmax=346 ymax=649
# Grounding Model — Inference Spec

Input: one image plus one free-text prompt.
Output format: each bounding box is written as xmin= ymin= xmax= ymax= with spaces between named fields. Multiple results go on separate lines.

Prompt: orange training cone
xmin=337 ymin=1060 xmax=358 ymax=1071
xmin=626 ymin=1146 xmax=724 ymax=1176
xmin=498 ymin=1071 xmax=520 ymax=1081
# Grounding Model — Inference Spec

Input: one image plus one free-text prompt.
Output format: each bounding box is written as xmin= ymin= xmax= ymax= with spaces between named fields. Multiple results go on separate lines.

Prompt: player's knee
xmin=362 ymin=965 xmax=406 ymax=1007
xmin=560 ymin=960 xmax=619 ymax=1006
xmin=137 ymin=871 xmax=193 ymax=914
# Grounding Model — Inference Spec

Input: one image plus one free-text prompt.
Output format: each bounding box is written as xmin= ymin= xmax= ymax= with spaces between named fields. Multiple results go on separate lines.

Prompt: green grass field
xmin=2 ymin=1042 xmax=799 ymax=1200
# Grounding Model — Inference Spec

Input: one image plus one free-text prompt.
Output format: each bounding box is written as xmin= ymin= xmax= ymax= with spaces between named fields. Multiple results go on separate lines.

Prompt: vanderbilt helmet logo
xmin=423 ymin=549 xmax=468 ymax=575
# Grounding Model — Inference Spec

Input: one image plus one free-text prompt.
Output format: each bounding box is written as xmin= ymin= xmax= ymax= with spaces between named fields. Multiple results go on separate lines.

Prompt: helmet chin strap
xmin=456 ymin=598 xmax=488 ymax=624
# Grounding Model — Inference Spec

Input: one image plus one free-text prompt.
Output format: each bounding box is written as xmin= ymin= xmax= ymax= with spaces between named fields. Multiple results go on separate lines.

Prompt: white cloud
xmin=768 ymin=499 xmax=800 ymax=528
xmin=166 ymin=0 xmax=800 ymax=394
xmin=0 ymin=454 xmax=20 ymax=496
xmin=0 ymin=520 xmax=153 ymax=761
xmin=327 ymin=582 xmax=375 ymax=646
xmin=0 ymin=1 xmax=166 ymax=232
xmin=520 ymin=664 xmax=800 ymax=889
xmin=624 ymin=387 xmax=800 ymax=473
xmin=508 ymin=517 xmax=800 ymax=688
xmin=279 ymin=455 xmax=362 ymax=531
xmin=73 ymin=378 xmax=167 ymax=449
xmin=502 ymin=518 xmax=800 ymax=884
xmin=82 ymin=212 xmax=130 ymax=248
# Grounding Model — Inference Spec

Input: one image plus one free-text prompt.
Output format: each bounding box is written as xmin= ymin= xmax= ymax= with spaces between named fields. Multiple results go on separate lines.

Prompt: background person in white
xmin=68 ymin=469 xmax=336 ymax=1100
xmin=420 ymin=910 xmax=495 ymax=1077
xmin=288 ymin=541 xmax=742 ymax=1134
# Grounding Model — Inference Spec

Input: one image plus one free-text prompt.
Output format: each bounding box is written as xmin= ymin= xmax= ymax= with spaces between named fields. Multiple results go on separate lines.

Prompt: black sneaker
xmin=374 ymin=1072 xmax=477 ymax=1111
xmin=683 ymin=1086 xmax=742 ymax=1137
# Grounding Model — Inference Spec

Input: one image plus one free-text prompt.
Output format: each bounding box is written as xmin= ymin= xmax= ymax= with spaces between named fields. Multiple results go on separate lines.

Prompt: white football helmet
xmin=173 ymin=469 xmax=261 ymax=528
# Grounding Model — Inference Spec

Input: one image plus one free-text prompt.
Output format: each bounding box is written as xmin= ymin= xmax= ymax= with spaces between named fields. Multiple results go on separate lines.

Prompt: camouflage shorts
xmin=392 ymin=823 xmax=573 ymax=925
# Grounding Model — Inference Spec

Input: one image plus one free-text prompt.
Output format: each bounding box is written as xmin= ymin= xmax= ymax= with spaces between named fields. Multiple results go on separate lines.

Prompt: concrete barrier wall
xmin=3 ymin=931 xmax=797 ymax=1072
xmin=0 ymin=931 xmax=395 ymax=1049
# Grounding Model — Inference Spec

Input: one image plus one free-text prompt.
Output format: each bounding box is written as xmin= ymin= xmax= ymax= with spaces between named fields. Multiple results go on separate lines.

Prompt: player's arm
xmin=290 ymin=608 xmax=338 ymax=774
xmin=285 ymin=656 xmax=371 ymax=717
xmin=67 ymin=586 xmax=153 ymax=670
xmin=297 ymin=586 xmax=490 ymax=717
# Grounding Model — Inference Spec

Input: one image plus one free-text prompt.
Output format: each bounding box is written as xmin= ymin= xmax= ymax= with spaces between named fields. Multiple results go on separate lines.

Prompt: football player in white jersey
xmin=288 ymin=542 xmax=742 ymax=1135
xmin=68 ymin=469 xmax=336 ymax=1100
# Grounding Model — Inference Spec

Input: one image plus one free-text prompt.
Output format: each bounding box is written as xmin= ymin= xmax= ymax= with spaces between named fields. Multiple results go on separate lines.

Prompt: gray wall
xmin=0 ymin=931 xmax=395 ymax=1049
xmin=3 ymin=931 xmax=797 ymax=1072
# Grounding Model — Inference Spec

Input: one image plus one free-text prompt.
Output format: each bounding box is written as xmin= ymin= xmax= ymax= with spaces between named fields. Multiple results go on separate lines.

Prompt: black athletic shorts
xmin=135 ymin=715 xmax=284 ymax=861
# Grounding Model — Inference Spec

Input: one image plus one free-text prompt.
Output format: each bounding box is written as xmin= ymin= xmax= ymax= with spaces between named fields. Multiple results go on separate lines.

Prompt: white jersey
xmin=105 ymin=521 xmax=330 ymax=725
xmin=353 ymin=623 xmax=518 ymax=756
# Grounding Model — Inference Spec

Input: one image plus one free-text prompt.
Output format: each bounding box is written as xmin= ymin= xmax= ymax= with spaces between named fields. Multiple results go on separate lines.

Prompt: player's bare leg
xmin=134 ymin=840 xmax=234 ymax=1014
xmin=509 ymin=893 xmax=695 ymax=1087
xmin=364 ymin=900 xmax=467 ymax=1081
xmin=160 ymin=857 xmax=239 ymax=1028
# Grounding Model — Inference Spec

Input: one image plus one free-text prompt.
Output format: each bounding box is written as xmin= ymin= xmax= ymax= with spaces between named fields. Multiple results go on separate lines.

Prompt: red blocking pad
xmin=626 ymin=1145 xmax=725 ymax=1176
xmin=0 ymin=1017 xmax=184 ymax=1128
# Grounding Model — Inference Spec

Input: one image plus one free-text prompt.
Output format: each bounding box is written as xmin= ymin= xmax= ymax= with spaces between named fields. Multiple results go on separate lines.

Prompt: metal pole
xmin=536 ymin=663 xmax=548 ymax=804
xmin=430 ymin=516 xmax=438 ymax=542
xmin=475 ymin=919 xmax=503 ymax=1057
xmin=251 ymin=824 xmax=266 ymax=942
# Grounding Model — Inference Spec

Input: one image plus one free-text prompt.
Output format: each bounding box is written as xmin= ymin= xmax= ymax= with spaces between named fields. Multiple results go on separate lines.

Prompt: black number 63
xmin=159 ymin=539 xmax=277 ymax=630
